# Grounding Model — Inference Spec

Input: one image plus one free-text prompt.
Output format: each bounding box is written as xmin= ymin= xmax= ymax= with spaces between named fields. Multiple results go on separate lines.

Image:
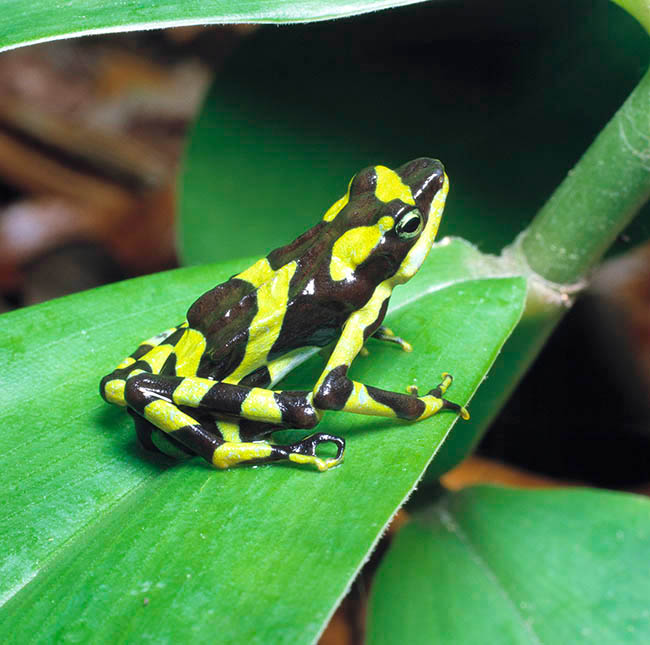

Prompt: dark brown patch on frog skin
xmin=399 ymin=158 xmax=444 ymax=213
xmin=365 ymin=385 xmax=426 ymax=420
xmin=171 ymin=424 xmax=223 ymax=457
xmin=267 ymin=220 xmax=327 ymax=271
xmin=187 ymin=277 xmax=258 ymax=342
xmin=190 ymin=283 xmax=258 ymax=381
xmin=239 ymin=365 xmax=272 ymax=388
xmin=313 ymin=364 xmax=353 ymax=410
xmin=349 ymin=165 xmax=378 ymax=197
xmin=274 ymin=391 xmax=320 ymax=429
xmin=238 ymin=418 xmax=277 ymax=441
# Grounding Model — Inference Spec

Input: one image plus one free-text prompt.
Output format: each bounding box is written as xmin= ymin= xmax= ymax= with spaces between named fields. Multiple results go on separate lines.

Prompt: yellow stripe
xmin=314 ymin=280 xmax=393 ymax=393
xmin=172 ymin=377 xmax=215 ymax=406
xmin=224 ymin=260 xmax=298 ymax=384
xmin=419 ymin=395 xmax=444 ymax=420
xmin=394 ymin=172 xmax=449 ymax=283
xmin=241 ymin=387 xmax=283 ymax=424
xmin=116 ymin=356 xmax=136 ymax=369
xmin=217 ymin=420 xmax=241 ymax=443
xmin=104 ymin=379 xmax=126 ymax=406
xmin=142 ymin=326 xmax=178 ymax=347
xmin=323 ymin=193 xmax=348 ymax=222
xmin=212 ymin=442 xmax=273 ymax=469
xmin=342 ymin=382 xmax=397 ymax=418
xmin=375 ymin=166 xmax=415 ymax=205
xmin=173 ymin=328 xmax=207 ymax=377
xmin=235 ymin=257 xmax=275 ymax=288
xmin=329 ymin=216 xmax=394 ymax=282
xmin=288 ymin=453 xmax=340 ymax=472
xmin=140 ymin=344 xmax=174 ymax=373
xmin=144 ymin=399 xmax=197 ymax=432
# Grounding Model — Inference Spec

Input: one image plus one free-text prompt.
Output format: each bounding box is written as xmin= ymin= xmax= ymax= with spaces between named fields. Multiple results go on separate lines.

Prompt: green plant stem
xmin=612 ymin=0 xmax=650 ymax=36
xmin=521 ymin=64 xmax=650 ymax=284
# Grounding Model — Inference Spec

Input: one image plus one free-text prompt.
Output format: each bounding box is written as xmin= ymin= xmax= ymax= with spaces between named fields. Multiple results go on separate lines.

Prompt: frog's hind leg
xmin=212 ymin=431 xmax=344 ymax=472
xmin=100 ymin=322 xmax=187 ymax=406
xmin=124 ymin=372 xmax=344 ymax=471
xmin=128 ymin=410 xmax=195 ymax=460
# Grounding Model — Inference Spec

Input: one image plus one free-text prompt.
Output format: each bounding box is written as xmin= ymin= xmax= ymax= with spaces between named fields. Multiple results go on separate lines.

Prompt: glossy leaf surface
xmin=0 ymin=0 xmax=429 ymax=52
xmin=0 ymin=240 xmax=525 ymax=643
xmin=368 ymin=486 xmax=650 ymax=644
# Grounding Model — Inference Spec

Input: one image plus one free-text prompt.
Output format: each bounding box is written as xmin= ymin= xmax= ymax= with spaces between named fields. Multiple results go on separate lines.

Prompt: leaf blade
xmin=0 ymin=0 xmax=432 ymax=52
xmin=368 ymin=486 xmax=650 ymax=645
xmin=0 ymin=241 xmax=525 ymax=642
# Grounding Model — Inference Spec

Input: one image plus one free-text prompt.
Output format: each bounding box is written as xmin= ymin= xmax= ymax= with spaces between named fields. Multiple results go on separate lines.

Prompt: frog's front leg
xmin=371 ymin=325 xmax=413 ymax=353
xmin=124 ymin=373 xmax=344 ymax=471
xmin=313 ymin=296 xmax=469 ymax=422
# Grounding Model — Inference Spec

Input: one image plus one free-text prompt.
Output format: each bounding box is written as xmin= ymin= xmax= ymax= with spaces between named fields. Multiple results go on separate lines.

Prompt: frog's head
xmin=325 ymin=158 xmax=449 ymax=286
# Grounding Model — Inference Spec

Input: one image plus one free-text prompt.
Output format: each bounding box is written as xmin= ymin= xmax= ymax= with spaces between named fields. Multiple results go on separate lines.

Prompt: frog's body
xmin=100 ymin=158 xmax=468 ymax=471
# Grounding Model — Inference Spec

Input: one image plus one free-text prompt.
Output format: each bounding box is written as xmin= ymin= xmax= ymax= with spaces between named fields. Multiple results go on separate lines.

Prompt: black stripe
xmin=365 ymin=385 xmax=425 ymax=420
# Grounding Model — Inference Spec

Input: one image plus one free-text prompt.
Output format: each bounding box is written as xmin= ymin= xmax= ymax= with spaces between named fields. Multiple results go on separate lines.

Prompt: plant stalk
xmin=521 ymin=65 xmax=650 ymax=284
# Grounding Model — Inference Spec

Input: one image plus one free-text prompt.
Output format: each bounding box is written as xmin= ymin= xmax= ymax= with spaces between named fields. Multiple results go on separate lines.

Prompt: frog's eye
xmin=395 ymin=209 xmax=423 ymax=239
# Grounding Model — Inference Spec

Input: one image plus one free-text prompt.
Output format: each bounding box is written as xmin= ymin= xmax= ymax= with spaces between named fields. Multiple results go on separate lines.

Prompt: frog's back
xmin=186 ymin=220 xmax=349 ymax=384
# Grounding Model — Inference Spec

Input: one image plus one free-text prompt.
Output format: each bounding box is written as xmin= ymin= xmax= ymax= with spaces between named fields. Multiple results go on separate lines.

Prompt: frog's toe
xmin=288 ymin=432 xmax=345 ymax=471
xmin=427 ymin=373 xmax=469 ymax=420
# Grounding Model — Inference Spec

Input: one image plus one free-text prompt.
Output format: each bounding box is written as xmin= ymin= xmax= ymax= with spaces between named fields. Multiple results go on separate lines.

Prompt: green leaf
xmin=0 ymin=0 xmax=431 ymax=52
xmin=367 ymin=486 xmax=650 ymax=645
xmin=0 ymin=240 xmax=525 ymax=642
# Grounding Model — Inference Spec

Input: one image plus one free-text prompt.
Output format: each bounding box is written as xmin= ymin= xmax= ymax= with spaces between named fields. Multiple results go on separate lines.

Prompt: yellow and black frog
xmin=100 ymin=158 xmax=468 ymax=472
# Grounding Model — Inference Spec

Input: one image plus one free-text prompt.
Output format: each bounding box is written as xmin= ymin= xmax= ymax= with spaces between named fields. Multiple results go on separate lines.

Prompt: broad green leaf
xmin=0 ymin=0 xmax=430 ymax=52
xmin=367 ymin=486 xmax=650 ymax=645
xmin=0 ymin=240 xmax=525 ymax=643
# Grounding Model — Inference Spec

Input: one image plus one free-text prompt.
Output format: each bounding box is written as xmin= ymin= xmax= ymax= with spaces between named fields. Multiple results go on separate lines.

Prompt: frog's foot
xmin=407 ymin=373 xmax=470 ymax=420
xmin=286 ymin=432 xmax=345 ymax=472
xmin=373 ymin=326 xmax=413 ymax=353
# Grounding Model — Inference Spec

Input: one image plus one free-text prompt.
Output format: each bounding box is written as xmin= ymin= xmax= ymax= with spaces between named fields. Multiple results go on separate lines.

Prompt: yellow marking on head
xmin=127 ymin=369 xmax=145 ymax=378
xmin=140 ymin=344 xmax=174 ymax=374
xmin=393 ymin=172 xmax=449 ymax=284
xmin=342 ymin=382 xmax=397 ymax=418
xmin=223 ymin=261 xmax=298 ymax=384
xmin=217 ymin=420 xmax=241 ymax=443
xmin=116 ymin=356 xmax=136 ymax=369
xmin=375 ymin=166 xmax=415 ymax=205
xmin=212 ymin=442 xmax=273 ymax=469
xmin=235 ymin=257 xmax=275 ymax=288
xmin=104 ymin=379 xmax=127 ymax=406
xmin=144 ymin=399 xmax=198 ymax=432
xmin=173 ymin=328 xmax=207 ymax=377
xmin=329 ymin=216 xmax=394 ymax=282
xmin=172 ymin=377 xmax=215 ymax=407
xmin=241 ymin=387 xmax=283 ymax=424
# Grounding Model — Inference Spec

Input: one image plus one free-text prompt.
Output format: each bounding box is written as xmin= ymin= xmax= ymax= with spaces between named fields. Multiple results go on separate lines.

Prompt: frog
xmin=100 ymin=157 xmax=469 ymax=472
